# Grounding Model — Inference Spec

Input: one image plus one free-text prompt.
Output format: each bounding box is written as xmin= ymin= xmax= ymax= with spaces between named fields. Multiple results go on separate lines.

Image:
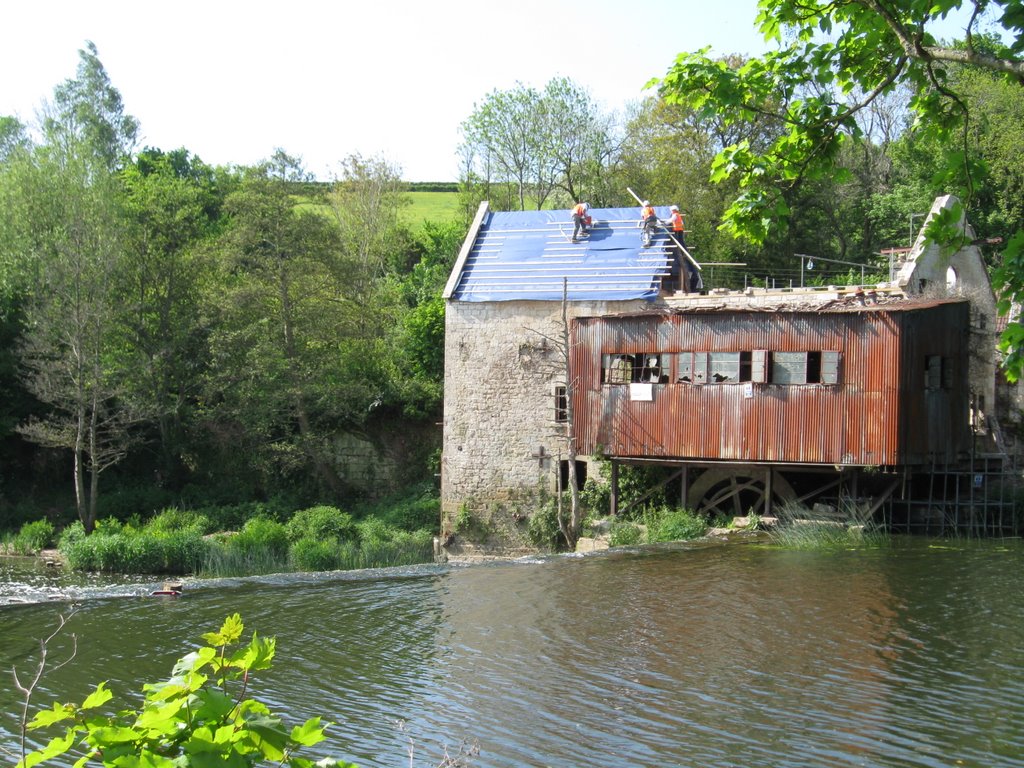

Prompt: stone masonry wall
xmin=441 ymin=298 xmax=648 ymax=556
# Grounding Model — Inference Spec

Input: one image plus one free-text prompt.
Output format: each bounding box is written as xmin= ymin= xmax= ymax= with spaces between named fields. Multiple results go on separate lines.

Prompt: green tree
xmin=204 ymin=151 xmax=351 ymax=499
xmin=460 ymin=78 xmax=619 ymax=211
xmin=114 ymin=148 xmax=225 ymax=485
xmin=0 ymin=116 xmax=30 ymax=162
xmin=461 ymin=83 xmax=547 ymax=210
xmin=651 ymin=0 xmax=1024 ymax=371
xmin=4 ymin=43 xmax=140 ymax=532
xmin=14 ymin=146 xmax=135 ymax=534
xmin=43 ymin=41 xmax=138 ymax=173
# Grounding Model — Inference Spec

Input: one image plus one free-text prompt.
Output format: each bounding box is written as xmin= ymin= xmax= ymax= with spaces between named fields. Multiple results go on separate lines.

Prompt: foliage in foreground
xmin=17 ymin=613 xmax=356 ymax=768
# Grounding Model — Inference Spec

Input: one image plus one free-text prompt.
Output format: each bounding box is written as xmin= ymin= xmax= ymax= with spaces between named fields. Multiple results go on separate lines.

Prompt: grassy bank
xmin=8 ymin=488 xmax=440 ymax=576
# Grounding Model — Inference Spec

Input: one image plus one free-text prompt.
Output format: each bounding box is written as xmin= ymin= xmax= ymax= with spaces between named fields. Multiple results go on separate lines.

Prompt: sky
xmin=0 ymin=1 xmax=985 ymax=182
xmin=0 ymin=0 xmax=779 ymax=181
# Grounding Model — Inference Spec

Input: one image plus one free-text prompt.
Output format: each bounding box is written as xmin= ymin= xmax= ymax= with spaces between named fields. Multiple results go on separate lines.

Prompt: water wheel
xmin=687 ymin=468 xmax=795 ymax=519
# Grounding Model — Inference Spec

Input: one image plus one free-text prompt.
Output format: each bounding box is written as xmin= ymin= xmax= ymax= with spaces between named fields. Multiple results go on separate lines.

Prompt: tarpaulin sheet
xmin=451 ymin=206 xmax=676 ymax=302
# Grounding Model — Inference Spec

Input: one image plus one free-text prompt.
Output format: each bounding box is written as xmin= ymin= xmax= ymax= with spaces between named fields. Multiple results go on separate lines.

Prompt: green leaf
xmin=192 ymin=686 xmax=236 ymax=721
xmin=230 ymin=634 xmax=276 ymax=673
xmin=187 ymin=752 xmax=249 ymax=768
xmin=87 ymin=725 xmax=142 ymax=744
xmin=134 ymin=699 xmax=187 ymax=734
xmin=28 ymin=702 xmax=76 ymax=729
xmin=290 ymin=717 xmax=328 ymax=747
xmin=107 ymin=750 xmax=178 ymax=768
xmin=244 ymin=713 xmax=290 ymax=761
xmin=201 ymin=613 xmax=244 ymax=647
xmin=16 ymin=728 xmax=77 ymax=768
xmin=82 ymin=681 xmax=114 ymax=710
xmin=170 ymin=647 xmax=217 ymax=677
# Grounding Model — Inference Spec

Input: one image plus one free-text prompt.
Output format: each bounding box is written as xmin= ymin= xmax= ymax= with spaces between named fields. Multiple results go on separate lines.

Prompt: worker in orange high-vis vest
xmin=666 ymin=204 xmax=685 ymax=244
xmin=665 ymin=204 xmax=686 ymax=292
xmin=571 ymin=201 xmax=590 ymax=242
xmin=639 ymin=200 xmax=657 ymax=227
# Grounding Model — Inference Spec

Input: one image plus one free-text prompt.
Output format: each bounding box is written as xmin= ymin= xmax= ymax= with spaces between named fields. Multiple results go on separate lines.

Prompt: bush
xmin=286 ymin=506 xmax=357 ymax=543
xmin=57 ymin=521 xmax=87 ymax=551
xmin=229 ymin=517 xmax=289 ymax=558
xmin=12 ymin=519 xmax=55 ymax=555
xmin=609 ymin=520 xmax=644 ymax=547
xmin=144 ymin=507 xmax=212 ymax=535
xmin=527 ymin=500 xmax=563 ymax=550
xmin=191 ymin=499 xmax=292 ymax=533
xmin=289 ymin=537 xmax=342 ymax=571
xmin=379 ymin=493 xmax=439 ymax=532
xmin=645 ymin=507 xmax=707 ymax=542
xmin=356 ymin=517 xmax=399 ymax=546
xmin=61 ymin=527 xmax=208 ymax=574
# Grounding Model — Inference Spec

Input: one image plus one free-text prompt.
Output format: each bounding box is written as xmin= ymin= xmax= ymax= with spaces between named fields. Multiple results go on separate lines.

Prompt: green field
xmin=295 ymin=190 xmax=461 ymax=232
xmin=404 ymin=191 xmax=461 ymax=227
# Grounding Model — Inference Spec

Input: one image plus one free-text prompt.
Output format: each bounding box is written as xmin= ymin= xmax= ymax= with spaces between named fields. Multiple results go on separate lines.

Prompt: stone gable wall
xmin=441 ymin=297 xmax=648 ymax=554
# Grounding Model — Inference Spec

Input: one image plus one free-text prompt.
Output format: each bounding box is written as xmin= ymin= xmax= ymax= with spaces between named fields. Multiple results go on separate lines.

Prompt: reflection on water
xmin=2 ymin=539 xmax=1023 ymax=768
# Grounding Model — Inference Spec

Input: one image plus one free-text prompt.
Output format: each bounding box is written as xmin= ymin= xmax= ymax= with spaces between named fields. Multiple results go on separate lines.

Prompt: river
xmin=2 ymin=537 xmax=1023 ymax=768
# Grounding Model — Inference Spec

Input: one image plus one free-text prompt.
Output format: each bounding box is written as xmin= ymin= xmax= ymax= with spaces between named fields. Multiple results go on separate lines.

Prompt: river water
xmin=2 ymin=537 xmax=1023 ymax=768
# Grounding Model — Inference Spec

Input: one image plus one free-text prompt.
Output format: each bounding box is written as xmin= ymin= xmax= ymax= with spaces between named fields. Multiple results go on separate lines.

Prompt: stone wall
xmin=441 ymin=297 xmax=648 ymax=554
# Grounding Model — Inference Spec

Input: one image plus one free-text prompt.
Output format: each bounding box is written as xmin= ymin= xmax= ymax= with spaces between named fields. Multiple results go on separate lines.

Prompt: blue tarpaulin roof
xmin=449 ymin=207 xmax=675 ymax=302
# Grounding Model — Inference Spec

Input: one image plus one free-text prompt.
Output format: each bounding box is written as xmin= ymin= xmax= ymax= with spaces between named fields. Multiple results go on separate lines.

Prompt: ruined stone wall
xmin=441 ymin=297 xmax=647 ymax=555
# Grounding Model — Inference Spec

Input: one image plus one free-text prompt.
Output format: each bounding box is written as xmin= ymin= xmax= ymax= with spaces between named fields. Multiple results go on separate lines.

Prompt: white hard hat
xmin=641 ymin=200 xmax=649 ymax=206
xmin=670 ymin=204 xmax=679 ymax=211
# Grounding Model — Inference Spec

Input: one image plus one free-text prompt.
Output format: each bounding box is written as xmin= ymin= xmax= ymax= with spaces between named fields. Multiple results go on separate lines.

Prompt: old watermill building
xmin=441 ymin=196 xmax=1015 ymax=557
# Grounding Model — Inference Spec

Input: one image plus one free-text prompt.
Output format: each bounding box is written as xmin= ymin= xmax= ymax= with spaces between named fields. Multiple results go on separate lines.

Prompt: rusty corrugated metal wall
xmin=571 ymin=302 xmax=970 ymax=467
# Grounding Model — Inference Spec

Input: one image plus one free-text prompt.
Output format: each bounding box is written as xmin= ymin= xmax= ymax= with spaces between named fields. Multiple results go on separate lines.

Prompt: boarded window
xmin=768 ymin=351 xmax=837 ymax=385
xmin=752 ymin=350 xmax=769 ymax=383
xmin=771 ymin=352 xmax=808 ymax=384
xmin=821 ymin=351 xmax=841 ymax=385
xmin=925 ymin=355 xmax=950 ymax=390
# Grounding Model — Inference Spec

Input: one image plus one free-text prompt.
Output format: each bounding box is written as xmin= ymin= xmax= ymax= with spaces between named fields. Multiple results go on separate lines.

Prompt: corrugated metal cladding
xmin=571 ymin=301 xmax=971 ymax=467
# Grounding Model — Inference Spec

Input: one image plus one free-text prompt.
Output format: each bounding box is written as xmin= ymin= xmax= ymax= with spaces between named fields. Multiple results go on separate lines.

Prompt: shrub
xmin=645 ymin=507 xmax=707 ymax=542
xmin=289 ymin=537 xmax=342 ymax=571
xmin=286 ymin=506 xmax=357 ymax=543
xmin=379 ymin=493 xmax=439 ymax=532
xmin=12 ymin=519 xmax=55 ymax=555
xmin=57 ymin=521 xmax=87 ymax=551
xmin=60 ymin=527 xmax=209 ymax=574
xmin=145 ymin=507 xmax=212 ymax=536
xmin=527 ymin=501 xmax=563 ymax=550
xmin=609 ymin=520 xmax=644 ymax=547
xmin=229 ymin=517 xmax=289 ymax=558
xmin=356 ymin=517 xmax=399 ymax=546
